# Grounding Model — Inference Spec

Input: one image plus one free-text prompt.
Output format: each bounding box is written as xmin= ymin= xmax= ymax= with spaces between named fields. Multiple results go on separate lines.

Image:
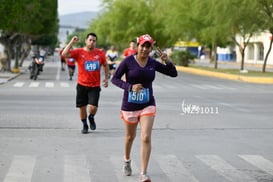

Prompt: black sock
xmin=88 ymin=114 xmax=94 ymax=121
xmin=81 ymin=119 xmax=87 ymax=126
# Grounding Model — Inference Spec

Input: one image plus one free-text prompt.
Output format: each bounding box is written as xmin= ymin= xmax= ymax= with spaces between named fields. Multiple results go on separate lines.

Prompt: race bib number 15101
xmin=84 ymin=60 xmax=99 ymax=71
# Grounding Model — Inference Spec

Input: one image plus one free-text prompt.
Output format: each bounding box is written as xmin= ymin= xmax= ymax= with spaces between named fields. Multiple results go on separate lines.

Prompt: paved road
xmin=0 ymin=59 xmax=273 ymax=182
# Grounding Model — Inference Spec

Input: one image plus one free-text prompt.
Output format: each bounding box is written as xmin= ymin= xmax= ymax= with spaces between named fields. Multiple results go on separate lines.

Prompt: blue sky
xmin=58 ymin=0 xmax=102 ymax=15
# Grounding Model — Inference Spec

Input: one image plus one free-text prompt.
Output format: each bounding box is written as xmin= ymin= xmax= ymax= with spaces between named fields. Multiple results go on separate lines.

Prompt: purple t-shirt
xmin=111 ymin=55 xmax=177 ymax=111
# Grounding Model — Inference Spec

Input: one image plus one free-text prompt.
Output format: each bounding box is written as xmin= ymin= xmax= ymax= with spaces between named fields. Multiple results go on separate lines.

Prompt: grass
xmin=189 ymin=64 xmax=273 ymax=77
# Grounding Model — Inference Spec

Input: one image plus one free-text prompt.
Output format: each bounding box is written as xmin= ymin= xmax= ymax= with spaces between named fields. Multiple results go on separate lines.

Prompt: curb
xmin=176 ymin=66 xmax=273 ymax=84
xmin=0 ymin=69 xmax=25 ymax=85
xmin=0 ymin=73 xmax=20 ymax=85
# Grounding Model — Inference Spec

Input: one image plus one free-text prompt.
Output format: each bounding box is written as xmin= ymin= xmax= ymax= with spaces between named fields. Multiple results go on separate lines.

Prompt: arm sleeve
xmin=111 ymin=59 xmax=132 ymax=91
xmin=155 ymin=60 xmax=178 ymax=77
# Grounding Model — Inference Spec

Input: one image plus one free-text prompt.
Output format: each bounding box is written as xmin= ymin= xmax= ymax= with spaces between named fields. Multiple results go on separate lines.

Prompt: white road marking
xmin=196 ymin=155 xmax=257 ymax=182
xmin=13 ymin=82 xmax=25 ymax=87
xmin=154 ymin=154 xmax=199 ymax=182
xmin=3 ymin=155 xmax=36 ymax=182
xmin=239 ymin=155 xmax=273 ymax=176
xmin=29 ymin=82 xmax=40 ymax=87
xmin=56 ymin=66 xmax=61 ymax=80
xmin=45 ymin=82 xmax=54 ymax=88
xmin=60 ymin=82 xmax=70 ymax=88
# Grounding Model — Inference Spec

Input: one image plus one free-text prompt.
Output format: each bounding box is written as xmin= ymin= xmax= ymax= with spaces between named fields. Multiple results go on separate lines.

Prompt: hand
xmin=157 ymin=46 xmax=168 ymax=63
xmin=103 ymin=79 xmax=108 ymax=88
xmin=71 ymin=36 xmax=79 ymax=44
xmin=132 ymin=84 xmax=143 ymax=92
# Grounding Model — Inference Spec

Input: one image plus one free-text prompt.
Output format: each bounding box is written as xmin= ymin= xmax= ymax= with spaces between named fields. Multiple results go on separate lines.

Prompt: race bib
xmin=128 ymin=88 xmax=150 ymax=104
xmin=68 ymin=58 xmax=75 ymax=63
xmin=84 ymin=60 xmax=99 ymax=71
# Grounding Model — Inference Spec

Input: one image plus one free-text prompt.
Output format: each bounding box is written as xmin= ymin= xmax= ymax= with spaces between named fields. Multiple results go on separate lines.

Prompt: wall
xmin=236 ymin=32 xmax=273 ymax=65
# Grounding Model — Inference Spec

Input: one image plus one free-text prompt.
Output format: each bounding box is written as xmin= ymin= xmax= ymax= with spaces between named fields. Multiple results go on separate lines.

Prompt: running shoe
xmin=81 ymin=124 xmax=88 ymax=134
xmin=139 ymin=173 xmax=151 ymax=182
xmin=88 ymin=116 xmax=96 ymax=130
xmin=123 ymin=160 xmax=132 ymax=176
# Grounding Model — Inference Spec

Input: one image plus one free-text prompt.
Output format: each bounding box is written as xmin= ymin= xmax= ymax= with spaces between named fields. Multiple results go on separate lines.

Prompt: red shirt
xmin=66 ymin=57 xmax=76 ymax=66
xmin=123 ymin=48 xmax=137 ymax=57
xmin=70 ymin=48 xmax=106 ymax=87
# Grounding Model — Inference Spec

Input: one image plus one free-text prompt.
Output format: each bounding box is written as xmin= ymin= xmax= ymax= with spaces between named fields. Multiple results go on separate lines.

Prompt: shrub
xmin=170 ymin=50 xmax=195 ymax=67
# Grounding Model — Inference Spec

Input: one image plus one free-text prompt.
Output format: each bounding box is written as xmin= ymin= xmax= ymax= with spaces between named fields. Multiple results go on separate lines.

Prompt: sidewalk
xmin=0 ymin=67 xmax=28 ymax=85
xmin=194 ymin=59 xmax=273 ymax=72
xmin=177 ymin=59 xmax=273 ymax=84
xmin=0 ymin=57 xmax=57 ymax=85
xmin=0 ymin=57 xmax=32 ymax=85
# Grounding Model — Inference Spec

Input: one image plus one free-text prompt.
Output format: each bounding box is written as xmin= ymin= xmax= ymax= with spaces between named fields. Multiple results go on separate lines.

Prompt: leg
xmin=111 ymin=69 xmax=115 ymax=77
xmin=68 ymin=67 xmax=73 ymax=80
xmin=79 ymin=105 xmax=88 ymax=134
xmin=88 ymin=104 xmax=98 ymax=130
xmin=139 ymin=115 xmax=155 ymax=174
xmin=79 ymin=105 xmax=87 ymax=120
xmin=88 ymin=104 xmax=97 ymax=116
xmin=61 ymin=60 xmax=65 ymax=71
xmin=76 ymin=84 xmax=89 ymax=133
xmin=86 ymin=87 xmax=101 ymax=130
xmin=123 ymin=122 xmax=137 ymax=176
xmin=124 ymin=122 xmax=138 ymax=160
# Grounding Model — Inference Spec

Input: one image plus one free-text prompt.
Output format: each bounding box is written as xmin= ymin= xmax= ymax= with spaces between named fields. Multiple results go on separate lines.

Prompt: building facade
xmin=236 ymin=31 xmax=273 ymax=65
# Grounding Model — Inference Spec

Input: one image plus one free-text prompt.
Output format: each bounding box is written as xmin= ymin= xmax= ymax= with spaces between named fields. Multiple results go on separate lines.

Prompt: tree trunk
xmin=4 ymin=47 xmax=12 ymax=72
xmin=262 ymin=32 xmax=273 ymax=73
xmin=240 ymin=46 xmax=245 ymax=71
xmin=19 ymin=42 xmax=31 ymax=67
xmin=212 ymin=41 xmax=218 ymax=69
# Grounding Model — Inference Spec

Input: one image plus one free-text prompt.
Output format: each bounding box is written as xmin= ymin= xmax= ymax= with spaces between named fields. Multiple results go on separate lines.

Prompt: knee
xmin=89 ymin=105 xmax=97 ymax=113
xmin=141 ymin=134 xmax=151 ymax=144
xmin=125 ymin=134 xmax=136 ymax=143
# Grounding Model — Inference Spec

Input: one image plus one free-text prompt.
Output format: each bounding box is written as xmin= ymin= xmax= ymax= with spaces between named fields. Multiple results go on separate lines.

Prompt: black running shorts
xmin=76 ymin=84 xmax=101 ymax=107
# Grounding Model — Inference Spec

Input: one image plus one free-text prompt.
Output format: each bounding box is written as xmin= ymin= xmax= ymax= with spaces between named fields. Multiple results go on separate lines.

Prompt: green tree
xmin=0 ymin=0 xmax=58 ymax=71
xmin=165 ymin=0 xmax=261 ymax=70
xmin=256 ymin=0 xmax=273 ymax=72
xmin=227 ymin=0 xmax=261 ymax=71
xmin=88 ymin=0 xmax=167 ymax=49
xmin=81 ymin=0 xmax=270 ymax=72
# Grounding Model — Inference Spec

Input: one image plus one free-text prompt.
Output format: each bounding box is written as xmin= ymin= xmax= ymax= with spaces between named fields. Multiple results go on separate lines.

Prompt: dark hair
xmin=86 ymin=33 xmax=97 ymax=40
xmin=130 ymin=39 xmax=136 ymax=43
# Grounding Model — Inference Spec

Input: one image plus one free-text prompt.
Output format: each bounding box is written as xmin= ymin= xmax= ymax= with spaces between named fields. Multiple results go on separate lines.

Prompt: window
xmin=258 ymin=43 xmax=264 ymax=61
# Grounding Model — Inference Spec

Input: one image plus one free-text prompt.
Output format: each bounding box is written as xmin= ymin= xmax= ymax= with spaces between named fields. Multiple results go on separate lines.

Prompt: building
xmin=236 ymin=31 xmax=273 ymax=65
xmin=173 ymin=41 xmax=203 ymax=58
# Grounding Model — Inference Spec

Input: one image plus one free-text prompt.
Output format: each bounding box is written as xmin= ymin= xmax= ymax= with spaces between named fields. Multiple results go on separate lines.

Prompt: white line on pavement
xmin=13 ymin=82 xmax=25 ymax=87
xmin=56 ymin=66 xmax=61 ymax=80
xmin=3 ymin=155 xmax=36 ymax=182
xmin=196 ymin=155 xmax=257 ymax=182
xmin=60 ymin=82 xmax=70 ymax=88
xmin=29 ymin=82 xmax=40 ymax=87
xmin=45 ymin=82 xmax=54 ymax=88
xmin=154 ymin=154 xmax=199 ymax=182
xmin=239 ymin=155 xmax=273 ymax=176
